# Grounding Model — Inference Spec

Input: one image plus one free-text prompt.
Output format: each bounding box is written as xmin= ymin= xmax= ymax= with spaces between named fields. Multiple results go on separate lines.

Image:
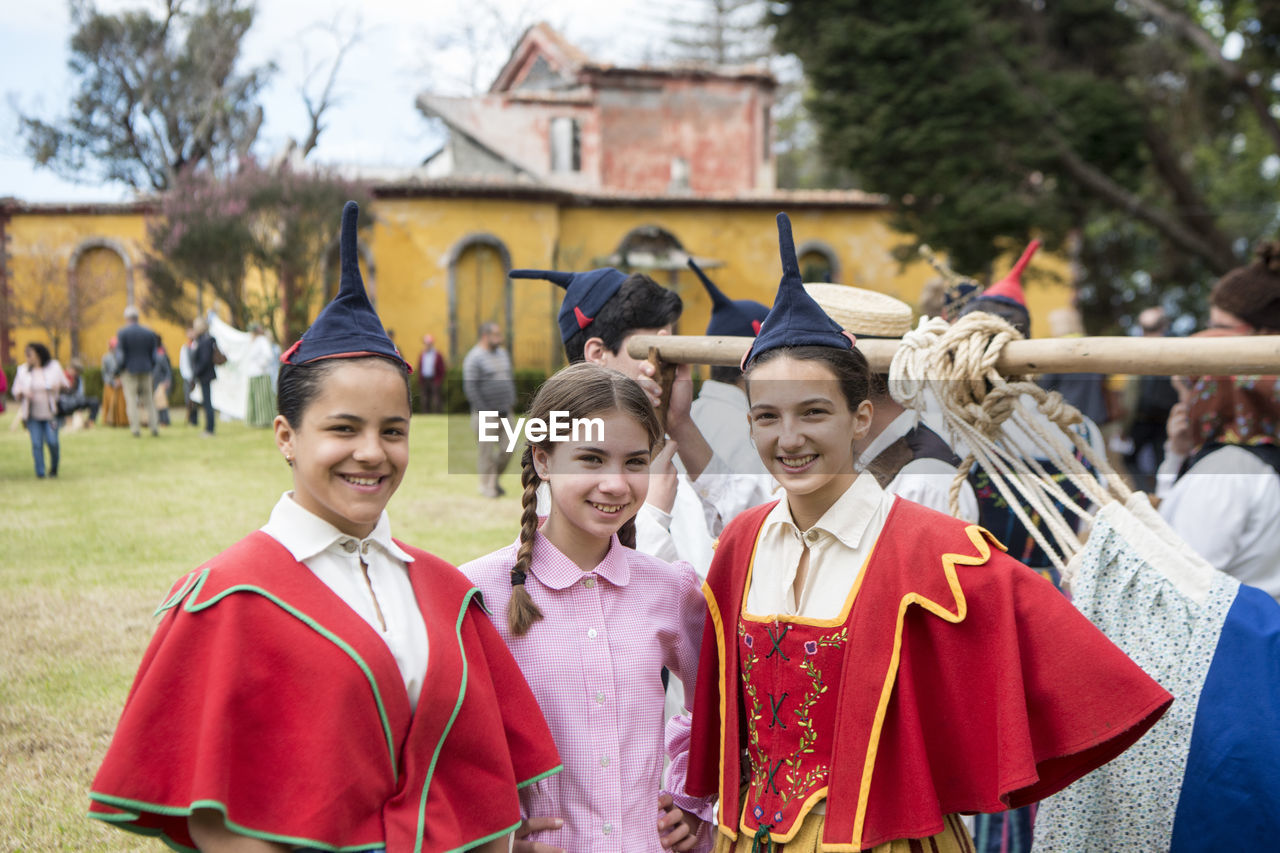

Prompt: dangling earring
xmin=285 ymin=454 xmax=294 ymax=467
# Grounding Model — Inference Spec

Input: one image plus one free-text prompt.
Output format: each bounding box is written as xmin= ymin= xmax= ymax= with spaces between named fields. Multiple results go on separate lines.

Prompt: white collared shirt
xmin=690 ymin=380 xmax=772 ymax=478
xmin=261 ymin=493 xmax=429 ymax=710
xmin=858 ymin=408 xmax=980 ymax=523
xmin=746 ymin=474 xmax=895 ymax=619
xmin=1157 ymin=446 xmax=1280 ymax=601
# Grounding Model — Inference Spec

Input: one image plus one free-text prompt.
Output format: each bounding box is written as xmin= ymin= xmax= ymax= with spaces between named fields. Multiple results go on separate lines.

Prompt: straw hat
xmin=803 ymin=283 xmax=913 ymax=338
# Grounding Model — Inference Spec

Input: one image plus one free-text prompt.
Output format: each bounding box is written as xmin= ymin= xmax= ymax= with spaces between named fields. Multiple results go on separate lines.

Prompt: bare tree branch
xmin=296 ymin=13 xmax=363 ymax=157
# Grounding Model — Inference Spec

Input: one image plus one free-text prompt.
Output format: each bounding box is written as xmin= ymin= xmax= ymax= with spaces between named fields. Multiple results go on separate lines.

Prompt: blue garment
xmin=26 ymin=418 xmax=59 ymax=477
xmin=1171 ymin=584 xmax=1280 ymax=849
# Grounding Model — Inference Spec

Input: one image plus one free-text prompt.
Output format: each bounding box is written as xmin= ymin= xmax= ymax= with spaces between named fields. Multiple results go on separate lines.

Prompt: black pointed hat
xmin=687 ymin=258 xmax=769 ymax=338
xmin=742 ymin=213 xmax=855 ymax=367
xmin=509 ymin=266 xmax=629 ymax=343
xmin=280 ymin=201 xmax=409 ymax=370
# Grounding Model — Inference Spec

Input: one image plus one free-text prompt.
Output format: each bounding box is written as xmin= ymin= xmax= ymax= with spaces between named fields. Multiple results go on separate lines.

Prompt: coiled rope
xmin=890 ymin=313 xmax=1133 ymax=580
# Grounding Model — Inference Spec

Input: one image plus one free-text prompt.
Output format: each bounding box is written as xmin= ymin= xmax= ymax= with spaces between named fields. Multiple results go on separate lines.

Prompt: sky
xmin=0 ymin=0 xmax=684 ymax=203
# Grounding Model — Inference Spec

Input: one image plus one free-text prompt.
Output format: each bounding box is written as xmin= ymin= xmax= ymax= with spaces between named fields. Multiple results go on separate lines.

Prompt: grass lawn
xmin=0 ymin=409 xmax=525 ymax=851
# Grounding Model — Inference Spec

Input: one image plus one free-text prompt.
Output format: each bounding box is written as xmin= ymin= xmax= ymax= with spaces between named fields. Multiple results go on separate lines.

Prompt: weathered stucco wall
xmin=2 ymin=197 xmax=1073 ymax=374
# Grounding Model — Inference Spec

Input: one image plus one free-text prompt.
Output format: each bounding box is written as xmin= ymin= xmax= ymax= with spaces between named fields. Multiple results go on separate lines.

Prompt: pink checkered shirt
xmin=461 ymin=532 xmax=714 ymax=852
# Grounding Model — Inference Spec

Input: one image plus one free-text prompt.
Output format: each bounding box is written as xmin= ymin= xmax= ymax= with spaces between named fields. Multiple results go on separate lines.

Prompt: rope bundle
xmin=890 ymin=313 xmax=1133 ymax=579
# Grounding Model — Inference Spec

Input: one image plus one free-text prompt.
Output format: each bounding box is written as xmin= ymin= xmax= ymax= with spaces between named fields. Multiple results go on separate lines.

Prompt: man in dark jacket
xmin=190 ymin=317 xmax=219 ymax=436
xmin=116 ymin=306 xmax=160 ymax=437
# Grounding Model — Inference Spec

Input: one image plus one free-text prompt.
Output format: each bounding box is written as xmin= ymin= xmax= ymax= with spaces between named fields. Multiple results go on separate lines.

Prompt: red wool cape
xmin=687 ymin=499 xmax=1172 ymax=851
xmin=89 ymin=532 xmax=562 ymax=852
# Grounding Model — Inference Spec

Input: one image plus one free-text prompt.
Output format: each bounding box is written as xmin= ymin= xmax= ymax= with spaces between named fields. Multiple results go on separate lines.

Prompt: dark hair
xmin=507 ymin=362 xmax=664 ymax=636
xmin=744 ymin=345 xmax=872 ymax=412
xmin=709 ymin=364 xmax=743 ymax=385
xmin=26 ymin=342 xmax=52 ymax=367
xmin=959 ymin=298 xmax=1031 ymax=339
xmin=563 ymin=273 xmax=683 ymax=363
xmin=1210 ymin=241 xmax=1280 ymax=332
xmin=277 ymin=356 xmax=413 ymax=427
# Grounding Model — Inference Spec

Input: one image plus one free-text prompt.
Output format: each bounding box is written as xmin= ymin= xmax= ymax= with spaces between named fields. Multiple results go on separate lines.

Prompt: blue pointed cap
xmin=743 ymin=213 xmax=854 ymax=367
xmin=281 ymin=201 xmax=409 ymax=371
xmin=509 ymin=266 xmax=629 ymax=343
xmin=688 ymin=258 xmax=769 ymax=338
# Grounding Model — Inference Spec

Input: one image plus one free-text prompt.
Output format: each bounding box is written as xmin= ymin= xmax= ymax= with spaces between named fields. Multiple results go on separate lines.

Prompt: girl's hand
xmin=647 ymin=439 xmax=680 ymax=514
xmin=657 ymin=792 xmax=702 ymax=851
xmin=514 ymin=816 xmax=566 ymax=853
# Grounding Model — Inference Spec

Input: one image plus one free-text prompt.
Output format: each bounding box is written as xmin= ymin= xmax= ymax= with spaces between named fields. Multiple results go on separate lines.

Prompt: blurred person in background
xmin=58 ymin=359 xmax=100 ymax=427
xmin=179 ymin=326 xmax=198 ymax=426
xmin=190 ymin=317 xmax=218 ymax=437
xmin=244 ymin=323 xmax=276 ymax=428
xmin=100 ymin=336 xmax=128 ymax=427
xmin=1158 ymin=242 xmax=1280 ymax=600
xmin=1119 ymin=307 xmax=1179 ymax=491
xmin=116 ymin=305 xmax=160 ymax=438
xmin=12 ymin=342 xmax=70 ymax=478
xmin=152 ymin=345 xmax=173 ymax=427
xmin=417 ymin=333 xmax=446 ymax=414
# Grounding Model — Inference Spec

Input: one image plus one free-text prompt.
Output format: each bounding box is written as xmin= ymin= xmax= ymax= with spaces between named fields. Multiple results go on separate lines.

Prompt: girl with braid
xmin=462 ymin=362 xmax=714 ymax=853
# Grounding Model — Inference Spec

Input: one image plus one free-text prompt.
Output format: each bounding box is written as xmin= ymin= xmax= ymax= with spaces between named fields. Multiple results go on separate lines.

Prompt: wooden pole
xmin=626 ymin=334 xmax=1280 ymax=376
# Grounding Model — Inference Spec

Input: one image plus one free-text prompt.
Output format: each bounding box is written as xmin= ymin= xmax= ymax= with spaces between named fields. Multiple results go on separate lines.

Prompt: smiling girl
xmin=462 ymin=362 xmax=713 ymax=853
xmin=685 ymin=214 xmax=1173 ymax=853
xmin=88 ymin=203 xmax=559 ymax=853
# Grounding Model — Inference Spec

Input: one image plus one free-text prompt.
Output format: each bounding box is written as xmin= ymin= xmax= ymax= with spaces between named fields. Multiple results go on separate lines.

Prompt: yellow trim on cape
xmin=848 ymin=523 xmax=999 ymax=849
xmin=702 ymin=578 xmax=737 ymax=843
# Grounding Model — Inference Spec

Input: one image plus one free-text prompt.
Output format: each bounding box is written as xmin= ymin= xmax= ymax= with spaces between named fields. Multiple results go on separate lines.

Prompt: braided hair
xmin=506 ymin=363 xmax=661 ymax=636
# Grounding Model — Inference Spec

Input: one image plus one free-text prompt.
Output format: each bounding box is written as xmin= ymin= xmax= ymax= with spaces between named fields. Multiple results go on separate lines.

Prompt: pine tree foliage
xmin=772 ymin=0 xmax=1280 ymax=331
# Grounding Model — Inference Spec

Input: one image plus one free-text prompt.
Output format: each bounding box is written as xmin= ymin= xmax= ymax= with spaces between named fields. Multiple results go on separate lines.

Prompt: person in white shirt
xmin=1157 ymin=241 xmax=1280 ymax=601
xmin=244 ymin=323 xmax=277 ymax=428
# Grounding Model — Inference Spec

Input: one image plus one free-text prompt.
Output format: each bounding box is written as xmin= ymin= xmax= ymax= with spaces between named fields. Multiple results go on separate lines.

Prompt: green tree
xmin=19 ymin=0 xmax=271 ymax=192
xmin=772 ymin=0 xmax=1280 ymax=332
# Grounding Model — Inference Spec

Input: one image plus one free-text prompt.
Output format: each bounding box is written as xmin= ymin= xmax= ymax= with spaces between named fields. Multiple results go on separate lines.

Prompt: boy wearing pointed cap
xmin=510 ymin=264 xmax=776 ymax=571
xmin=89 ymin=202 xmax=560 ymax=853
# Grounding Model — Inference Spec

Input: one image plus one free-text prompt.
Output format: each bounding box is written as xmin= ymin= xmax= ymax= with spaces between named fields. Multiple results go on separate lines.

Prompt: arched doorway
xmin=796 ymin=240 xmax=840 ymax=283
xmin=447 ymin=234 xmax=512 ymax=363
xmin=68 ymin=238 xmax=132 ymax=360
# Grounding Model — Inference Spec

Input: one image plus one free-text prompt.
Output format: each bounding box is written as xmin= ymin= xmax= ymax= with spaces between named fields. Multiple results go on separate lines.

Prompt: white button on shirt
xmin=261 ymin=493 xmax=429 ymax=710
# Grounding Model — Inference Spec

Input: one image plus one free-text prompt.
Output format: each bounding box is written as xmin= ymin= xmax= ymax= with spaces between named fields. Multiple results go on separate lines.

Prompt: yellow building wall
xmin=368 ymin=198 xmax=562 ymax=372
xmin=6 ymin=212 xmax=186 ymax=367
xmin=4 ymin=199 xmax=1075 ymax=374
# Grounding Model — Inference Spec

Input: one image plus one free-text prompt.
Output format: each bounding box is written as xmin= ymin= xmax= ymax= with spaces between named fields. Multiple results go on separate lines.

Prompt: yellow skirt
xmin=102 ymin=384 xmax=128 ymax=427
xmin=713 ymin=811 xmax=973 ymax=853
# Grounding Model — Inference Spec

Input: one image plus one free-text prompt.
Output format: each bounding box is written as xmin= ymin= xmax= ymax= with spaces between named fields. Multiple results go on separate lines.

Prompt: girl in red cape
xmin=88 ymin=202 xmax=561 ymax=852
xmin=684 ymin=214 xmax=1172 ymax=852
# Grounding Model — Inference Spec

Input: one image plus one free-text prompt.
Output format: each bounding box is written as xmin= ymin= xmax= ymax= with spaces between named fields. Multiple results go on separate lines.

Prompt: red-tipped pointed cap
xmin=982 ymin=239 xmax=1040 ymax=307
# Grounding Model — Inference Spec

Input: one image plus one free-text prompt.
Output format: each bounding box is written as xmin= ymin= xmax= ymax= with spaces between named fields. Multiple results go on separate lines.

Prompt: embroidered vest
xmin=738 ymin=610 xmax=851 ymax=838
